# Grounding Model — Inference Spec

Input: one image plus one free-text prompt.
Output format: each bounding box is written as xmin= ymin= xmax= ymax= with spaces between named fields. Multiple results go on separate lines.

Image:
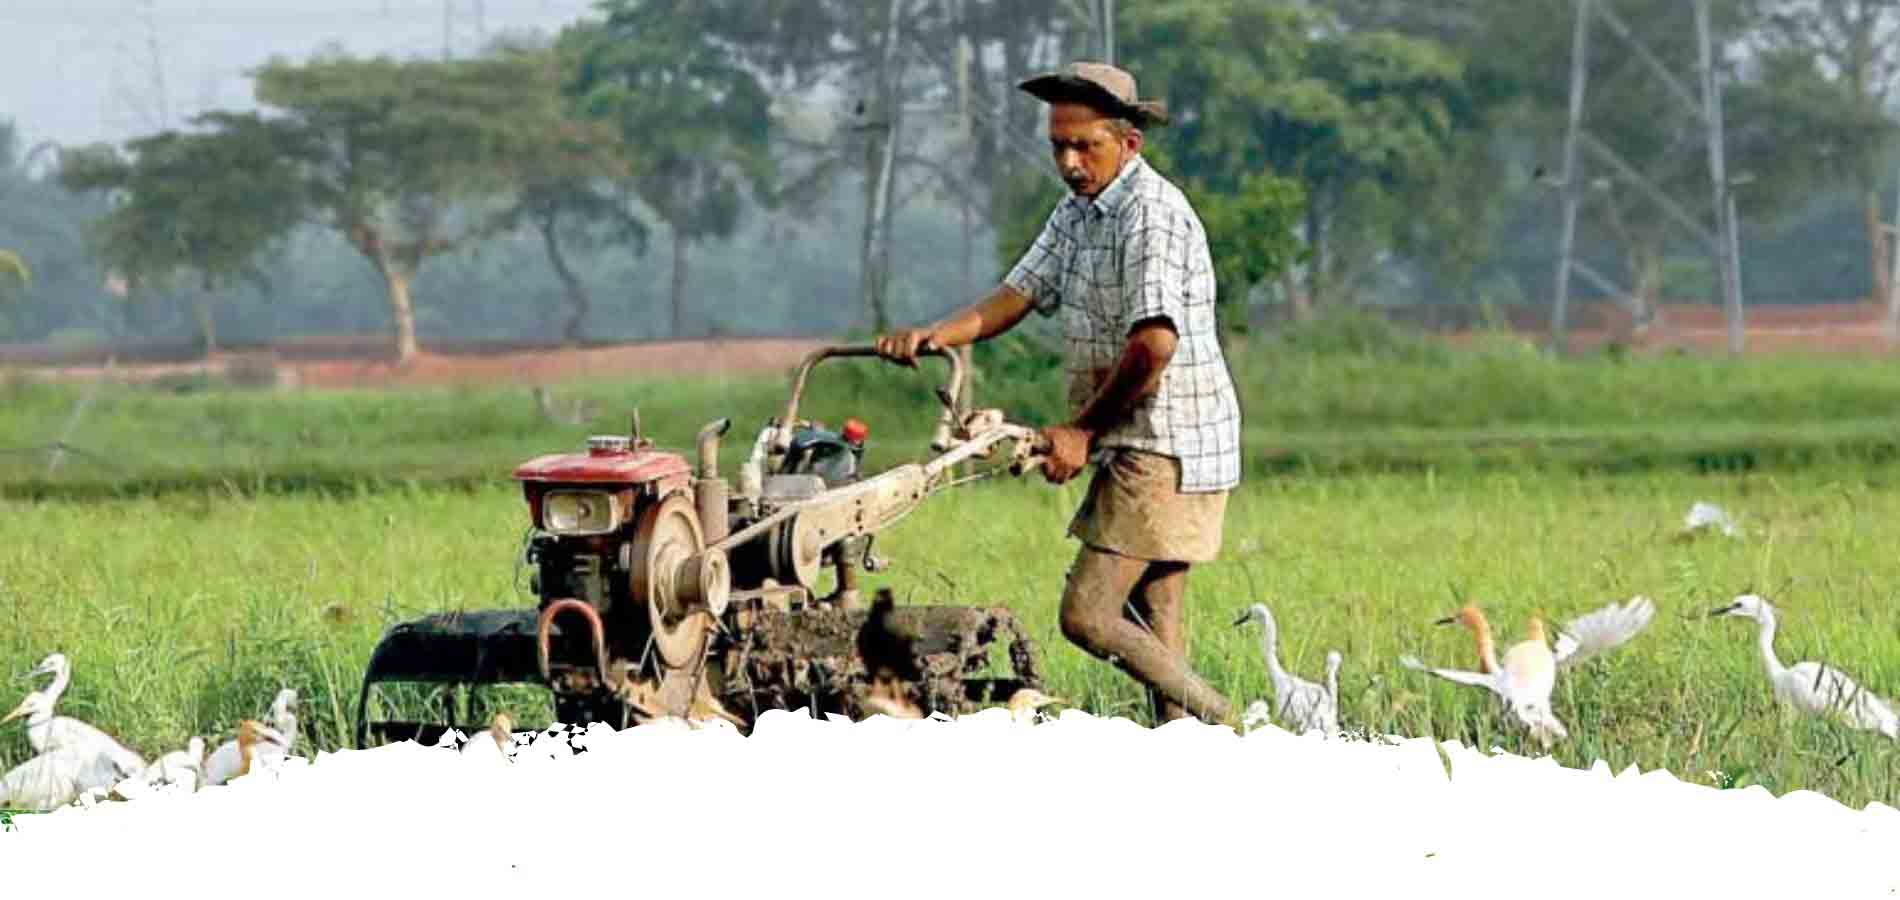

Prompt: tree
xmin=1119 ymin=0 xmax=1477 ymax=319
xmin=233 ymin=49 xmax=573 ymax=362
xmin=562 ymin=0 xmax=775 ymax=338
xmin=55 ymin=116 xmax=305 ymax=354
xmin=482 ymin=34 xmax=650 ymax=346
xmin=1739 ymin=1 xmax=1900 ymax=307
xmin=694 ymin=0 xmax=1083 ymax=331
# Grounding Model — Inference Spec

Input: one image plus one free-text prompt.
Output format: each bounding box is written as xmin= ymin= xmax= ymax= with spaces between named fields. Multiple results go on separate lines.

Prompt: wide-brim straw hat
xmin=1018 ymin=61 xmax=1170 ymax=128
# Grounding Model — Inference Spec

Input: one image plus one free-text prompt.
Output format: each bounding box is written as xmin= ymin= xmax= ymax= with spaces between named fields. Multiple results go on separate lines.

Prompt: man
xmin=875 ymin=61 xmax=1241 ymax=726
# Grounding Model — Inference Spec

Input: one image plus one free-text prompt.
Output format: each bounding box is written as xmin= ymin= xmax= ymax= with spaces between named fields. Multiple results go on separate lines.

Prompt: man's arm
xmin=1071 ymin=317 xmax=1176 ymax=435
xmin=875 ymin=283 xmax=1034 ymax=363
xmin=1036 ymin=317 xmax=1174 ymax=484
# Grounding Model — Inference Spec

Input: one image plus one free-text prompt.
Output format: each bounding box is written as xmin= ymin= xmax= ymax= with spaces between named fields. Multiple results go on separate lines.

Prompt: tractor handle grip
xmin=778 ymin=344 xmax=964 ymax=450
xmin=1010 ymin=432 xmax=1054 ymax=476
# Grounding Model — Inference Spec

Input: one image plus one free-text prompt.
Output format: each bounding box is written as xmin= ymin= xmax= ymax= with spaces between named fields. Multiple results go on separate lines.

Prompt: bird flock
xmin=1234 ymin=590 xmax=1900 ymax=755
xmin=6 ymin=558 xmax=1897 ymax=815
xmin=0 ymin=659 xmax=1069 ymax=814
xmin=0 ymin=652 xmax=301 ymax=813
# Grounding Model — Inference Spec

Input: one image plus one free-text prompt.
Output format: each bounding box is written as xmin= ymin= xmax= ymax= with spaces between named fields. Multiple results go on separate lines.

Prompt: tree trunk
xmin=1865 ymin=188 xmax=1889 ymax=305
xmin=1302 ymin=198 xmax=1326 ymax=311
xmin=1280 ymin=267 xmax=1312 ymax=323
xmin=192 ymin=293 xmax=217 ymax=358
xmin=539 ymin=215 xmax=591 ymax=347
xmin=350 ymin=224 xmax=421 ymax=363
xmin=858 ymin=0 xmax=903 ymax=335
xmin=383 ymin=263 xmax=419 ymax=363
xmin=669 ymin=228 xmax=688 ymax=339
xmin=1628 ymin=245 xmax=1660 ymax=330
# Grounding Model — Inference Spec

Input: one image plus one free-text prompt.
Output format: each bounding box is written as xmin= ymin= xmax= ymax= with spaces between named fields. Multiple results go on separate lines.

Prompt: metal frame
xmin=1550 ymin=0 xmax=1746 ymax=354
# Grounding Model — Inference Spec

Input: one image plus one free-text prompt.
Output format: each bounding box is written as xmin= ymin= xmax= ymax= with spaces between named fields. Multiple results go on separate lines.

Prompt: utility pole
xmin=1695 ymin=0 xmax=1744 ymax=355
xmin=1551 ymin=0 xmax=1591 ymax=353
xmin=1886 ymin=159 xmax=1900 ymax=343
xmin=1550 ymin=0 xmax=1744 ymax=355
xmin=1101 ymin=0 xmax=1115 ymax=65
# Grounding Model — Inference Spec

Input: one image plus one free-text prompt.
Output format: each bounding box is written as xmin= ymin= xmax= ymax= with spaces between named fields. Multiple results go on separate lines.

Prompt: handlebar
xmin=777 ymin=344 xmax=965 ymax=452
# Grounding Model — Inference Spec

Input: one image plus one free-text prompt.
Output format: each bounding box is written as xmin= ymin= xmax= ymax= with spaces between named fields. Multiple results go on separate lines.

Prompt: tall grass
xmin=3 ymin=465 xmax=1898 ymax=810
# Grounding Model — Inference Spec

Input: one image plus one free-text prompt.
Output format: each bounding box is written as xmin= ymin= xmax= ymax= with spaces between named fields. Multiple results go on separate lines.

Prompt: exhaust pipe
xmin=695 ymin=418 xmax=732 ymax=545
xmin=696 ymin=418 xmax=731 ymax=480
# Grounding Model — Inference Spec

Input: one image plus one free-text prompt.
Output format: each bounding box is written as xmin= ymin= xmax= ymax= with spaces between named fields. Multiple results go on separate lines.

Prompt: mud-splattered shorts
xmin=1067 ymin=448 xmax=1228 ymax=563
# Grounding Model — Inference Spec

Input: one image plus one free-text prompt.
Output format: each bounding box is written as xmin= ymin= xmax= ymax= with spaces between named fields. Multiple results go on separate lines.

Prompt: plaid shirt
xmin=1003 ymin=155 xmax=1242 ymax=494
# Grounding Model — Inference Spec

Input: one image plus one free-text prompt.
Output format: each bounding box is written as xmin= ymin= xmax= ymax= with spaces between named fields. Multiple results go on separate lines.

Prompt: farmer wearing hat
xmin=876 ymin=61 xmax=1241 ymax=727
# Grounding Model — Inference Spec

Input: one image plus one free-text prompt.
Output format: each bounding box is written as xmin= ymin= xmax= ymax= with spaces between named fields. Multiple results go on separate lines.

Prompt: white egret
xmin=1707 ymin=594 xmax=1899 ymax=740
xmin=139 ymin=736 xmax=208 ymax=793
xmin=249 ymin=688 xmax=300 ymax=771
xmin=0 ymin=746 xmax=120 ymax=812
xmin=1232 ymin=603 xmax=1342 ymax=736
xmin=1240 ymin=700 xmax=1272 ymax=734
xmin=1399 ymin=595 xmax=1656 ymax=750
xmin=3 ymin=652 xmax=147 ymax=778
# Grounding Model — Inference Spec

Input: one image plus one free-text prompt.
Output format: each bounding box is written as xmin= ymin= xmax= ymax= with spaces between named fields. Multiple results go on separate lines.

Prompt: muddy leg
xmin=1136 ymin=562 xmax=1191 ymax=723
xmin=1059 ymin=545 xmax=1231 ymax=724
xmin=1120 ymin=596 xmax=1163 ymax=724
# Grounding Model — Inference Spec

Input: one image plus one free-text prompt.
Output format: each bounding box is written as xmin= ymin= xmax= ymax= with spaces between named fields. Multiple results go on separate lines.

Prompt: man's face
xmin=1047 ymin=102 xmax=1140 ymax=199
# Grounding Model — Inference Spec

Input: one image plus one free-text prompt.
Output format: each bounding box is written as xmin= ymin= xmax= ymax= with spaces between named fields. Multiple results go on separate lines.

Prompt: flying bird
xmin=1400 ymin=595 xmax=1656 ymax=750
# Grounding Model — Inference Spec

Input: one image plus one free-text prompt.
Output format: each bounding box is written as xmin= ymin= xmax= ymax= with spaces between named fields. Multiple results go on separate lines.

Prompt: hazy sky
xmin=1 ymin=0 xmax=605 ymax=153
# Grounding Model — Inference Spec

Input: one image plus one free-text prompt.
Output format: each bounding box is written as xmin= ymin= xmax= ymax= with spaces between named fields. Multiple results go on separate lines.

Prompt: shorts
xmin=1067 ymin=448 xmax=1228 ymax=563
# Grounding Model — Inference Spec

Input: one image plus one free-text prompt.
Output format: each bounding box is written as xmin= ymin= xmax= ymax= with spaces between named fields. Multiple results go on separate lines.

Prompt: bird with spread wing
xmin=1399 ymin=595 xmax=1656 ymax=750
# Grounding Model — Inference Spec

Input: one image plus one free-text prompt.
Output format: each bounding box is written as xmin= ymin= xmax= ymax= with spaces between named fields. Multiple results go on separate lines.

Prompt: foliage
xmin=478 ymin=34 xmax=651 ymax=344
xmin=54 ymin=115 xmax=308 ymax=351
xmin=0 ymin=250 xmax=27 ymax=293
xmin=562 ymin=0 xmax=777 ymax=336
xmin=1119 ymin=0 xmax=1480 ymax=312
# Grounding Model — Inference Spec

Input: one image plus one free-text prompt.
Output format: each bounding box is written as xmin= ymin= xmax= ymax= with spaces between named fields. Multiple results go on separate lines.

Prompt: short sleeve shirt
xmin=1003 ymin=155 xmax=1242 ymax=494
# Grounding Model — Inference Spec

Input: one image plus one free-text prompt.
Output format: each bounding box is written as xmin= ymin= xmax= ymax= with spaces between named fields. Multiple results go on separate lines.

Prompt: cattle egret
xmin=0 ymin=746 xmax=120 ymax=812
xmin=1707 ymin=594 xmax=1899 ymax=740
xmin=1400 ymin=596 xmax=1656 ymax=750
xmin=461 ymin=712 xmax=515 ymax=764
xmin=4 ymin=652 xmax=147 ymax=779
xmin=1006 ymin=688 xmax=1066 ymax=724
xmin=1232 ymin=603 xmax=1342 ymax=736
xmin=202 ymin=719 xmax=290 ymax=787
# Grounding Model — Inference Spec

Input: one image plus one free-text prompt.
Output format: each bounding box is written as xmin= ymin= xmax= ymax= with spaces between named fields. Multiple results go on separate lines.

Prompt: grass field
xmin=4 ymin=317 xmax=1900 ymax=812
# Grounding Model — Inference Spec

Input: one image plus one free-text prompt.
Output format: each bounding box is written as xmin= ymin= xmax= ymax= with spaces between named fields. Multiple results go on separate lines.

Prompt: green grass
xmin=4 ymin=318 xmax=1900 ymax=813
xmin=3 ymin=466 xmax=1898 ymax=811
xmin=6 ymin=316 xmax=1900 ymax=497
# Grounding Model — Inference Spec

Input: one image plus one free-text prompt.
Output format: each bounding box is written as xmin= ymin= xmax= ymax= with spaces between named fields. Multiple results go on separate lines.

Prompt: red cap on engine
xmin=842 ymin=418 xmax=869 ymax=444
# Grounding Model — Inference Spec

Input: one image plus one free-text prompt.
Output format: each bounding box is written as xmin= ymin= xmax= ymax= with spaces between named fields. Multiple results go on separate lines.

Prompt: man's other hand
xmin=1038 ymin=424 xmax=1092 ymax=485
xmin=875 ymin=327 xmax=940 ymax=366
